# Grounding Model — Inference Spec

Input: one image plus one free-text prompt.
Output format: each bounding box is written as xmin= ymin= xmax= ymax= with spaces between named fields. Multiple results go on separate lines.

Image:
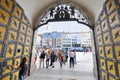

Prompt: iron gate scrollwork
xmin=37 ymin=3 xmax=90 ymax=27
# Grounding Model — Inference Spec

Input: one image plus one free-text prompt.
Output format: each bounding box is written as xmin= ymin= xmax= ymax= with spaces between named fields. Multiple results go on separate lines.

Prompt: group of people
xmin=35 ymin=48 xmax=77 ymax=69
xmin=39 ymin=50 xmax=56 ymax=68
xmin=8 ymin=48 xmax=77 ymax=80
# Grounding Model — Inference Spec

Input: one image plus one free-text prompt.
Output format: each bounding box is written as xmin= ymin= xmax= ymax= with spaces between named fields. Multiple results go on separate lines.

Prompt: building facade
xmin=41 ymin=31 xmax=92 ymax=51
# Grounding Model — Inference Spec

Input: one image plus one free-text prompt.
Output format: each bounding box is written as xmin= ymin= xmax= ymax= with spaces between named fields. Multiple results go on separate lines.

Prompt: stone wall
xmin=0 ymin=0 xmax=33 ymax=80
xmin=95 ymin=0 xmax=120 ymax=79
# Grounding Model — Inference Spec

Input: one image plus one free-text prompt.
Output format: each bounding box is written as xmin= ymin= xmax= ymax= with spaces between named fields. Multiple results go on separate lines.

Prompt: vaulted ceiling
xmin=16 ymin=0 xmax=105 ymax=28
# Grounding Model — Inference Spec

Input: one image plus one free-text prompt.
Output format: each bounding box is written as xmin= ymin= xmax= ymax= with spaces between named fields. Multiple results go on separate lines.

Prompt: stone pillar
xmin=91 ymin=29 xmax=98 ymax=80
xmin=29 ymin=30 xmax=38 ymax=75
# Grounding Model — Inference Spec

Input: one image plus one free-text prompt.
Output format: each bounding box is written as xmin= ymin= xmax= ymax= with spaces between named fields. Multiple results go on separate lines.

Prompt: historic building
xmin=41 ymin=31 xmax=91 ymax=51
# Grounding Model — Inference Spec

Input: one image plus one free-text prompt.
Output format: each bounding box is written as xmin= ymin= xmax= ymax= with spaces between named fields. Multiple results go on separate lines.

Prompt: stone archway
xmin=30 ymin=0 xmax=99 ymax=79
xmin=1 ymin=0 xmax=120 ymax=80
xmin=33 ymin=0 xmax=95 ymax=30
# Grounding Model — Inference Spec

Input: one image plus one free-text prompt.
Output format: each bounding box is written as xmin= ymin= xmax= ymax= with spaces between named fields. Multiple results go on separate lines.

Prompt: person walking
xmin=39 ymin=50 xmax=46 ymax=68
xmin=11 ymin=57 xmax=29 ymax=80
xmin=50 ymin=51 xmax=56 ymax=68
xmin=45 ymin=50 xmax=51 ymax=68
xmin=58 ymin=51 xmax=64 ymax=69
xmin=74 ymin=51 xmax=77 ymax=64
xmin=34 ymin=49 xmax=39 ymax=64
xmin=69 ymin=50 xmax=75 ymax=68
xmin=65 ymin=51 xmax=68 ymax=62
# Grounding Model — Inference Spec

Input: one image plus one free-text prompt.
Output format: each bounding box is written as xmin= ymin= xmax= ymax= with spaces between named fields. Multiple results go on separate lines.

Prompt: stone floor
xmin=26 ymin=52 xmax=97 ymax=80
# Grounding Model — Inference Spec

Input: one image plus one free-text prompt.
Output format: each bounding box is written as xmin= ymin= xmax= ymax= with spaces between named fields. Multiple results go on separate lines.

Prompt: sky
xmin=38 ymin=21 xmax=91 ymax=34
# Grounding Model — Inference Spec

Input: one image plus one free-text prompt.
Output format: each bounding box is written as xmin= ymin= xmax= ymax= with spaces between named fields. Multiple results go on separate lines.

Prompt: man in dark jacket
xmin=39 ymin=50 xmax=46 ymax=68
xmin=50 ymin=51 xmax=56 ymax=68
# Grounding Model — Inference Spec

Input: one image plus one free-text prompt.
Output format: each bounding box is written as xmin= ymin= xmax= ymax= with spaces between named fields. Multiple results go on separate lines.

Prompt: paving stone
xmin=26 ymin=60 xmax=96 ymax=80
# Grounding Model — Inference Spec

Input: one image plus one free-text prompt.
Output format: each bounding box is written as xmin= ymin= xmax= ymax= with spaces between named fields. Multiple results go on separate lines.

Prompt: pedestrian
xmin=74 ymin=51 xmax=77 ymax=64
xmin=11 ymin=57 xmax=29 ymax=80
xmin=50 ymin=51 xmax=56 ymax=68
xmin=39 ymin=50 xmax=46 ymax=68
xmin=45 ymin=50 xmax=51 ymax=68
xmin=65 ymin=51 xmax=68 ymax=62
xmin=34 ymin=49 xmax=39 ymax=64
xmin=62 ymin=51 xmax=66 ymax=64
xmin=84 ymin=48 xmax=88 ymax=55
xmin=69 ymin=50 xmax=75 ymax=68
xmin=58 ymin=51 xmax=64 ymax=69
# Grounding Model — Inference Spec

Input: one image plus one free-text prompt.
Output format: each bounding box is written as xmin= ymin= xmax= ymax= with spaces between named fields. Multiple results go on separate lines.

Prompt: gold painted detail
xmin=3 ymin=41 xmax=7 ymax=44
xmin=0 ymin=58 xmax=4 ymax=62
xmin=0 ymin=9 xmax=9 ymax=25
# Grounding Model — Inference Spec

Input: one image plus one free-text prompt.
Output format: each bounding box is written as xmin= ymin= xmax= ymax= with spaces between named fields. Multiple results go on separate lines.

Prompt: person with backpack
xmin=39 ymin=50 xmax=46 ymax=68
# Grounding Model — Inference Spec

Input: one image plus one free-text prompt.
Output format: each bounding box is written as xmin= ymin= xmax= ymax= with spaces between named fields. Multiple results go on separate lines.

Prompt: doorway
xmin=30 ymin=2 xmax=98 ymax=80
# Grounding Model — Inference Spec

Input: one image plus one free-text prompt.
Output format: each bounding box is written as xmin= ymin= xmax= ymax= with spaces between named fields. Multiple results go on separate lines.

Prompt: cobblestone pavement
xmin=26 ymin=60 xmax=96 ymax=80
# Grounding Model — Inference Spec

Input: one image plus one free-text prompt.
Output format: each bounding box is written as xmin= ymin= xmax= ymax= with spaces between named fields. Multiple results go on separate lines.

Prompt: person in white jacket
xmin=69 ymin=50 xmax=75 ymax=68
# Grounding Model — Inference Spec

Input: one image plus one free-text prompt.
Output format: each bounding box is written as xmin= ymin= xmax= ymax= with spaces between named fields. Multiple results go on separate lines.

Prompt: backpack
xmin=60 ymin=55 xmax=64 ymax=62
xmin=59 ymin=54 xmax=64 ymax=62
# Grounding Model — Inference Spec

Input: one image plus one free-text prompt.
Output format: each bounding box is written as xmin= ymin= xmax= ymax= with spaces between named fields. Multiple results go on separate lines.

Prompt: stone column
xmin=91 ymin=29 xmax=98 ymax=80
